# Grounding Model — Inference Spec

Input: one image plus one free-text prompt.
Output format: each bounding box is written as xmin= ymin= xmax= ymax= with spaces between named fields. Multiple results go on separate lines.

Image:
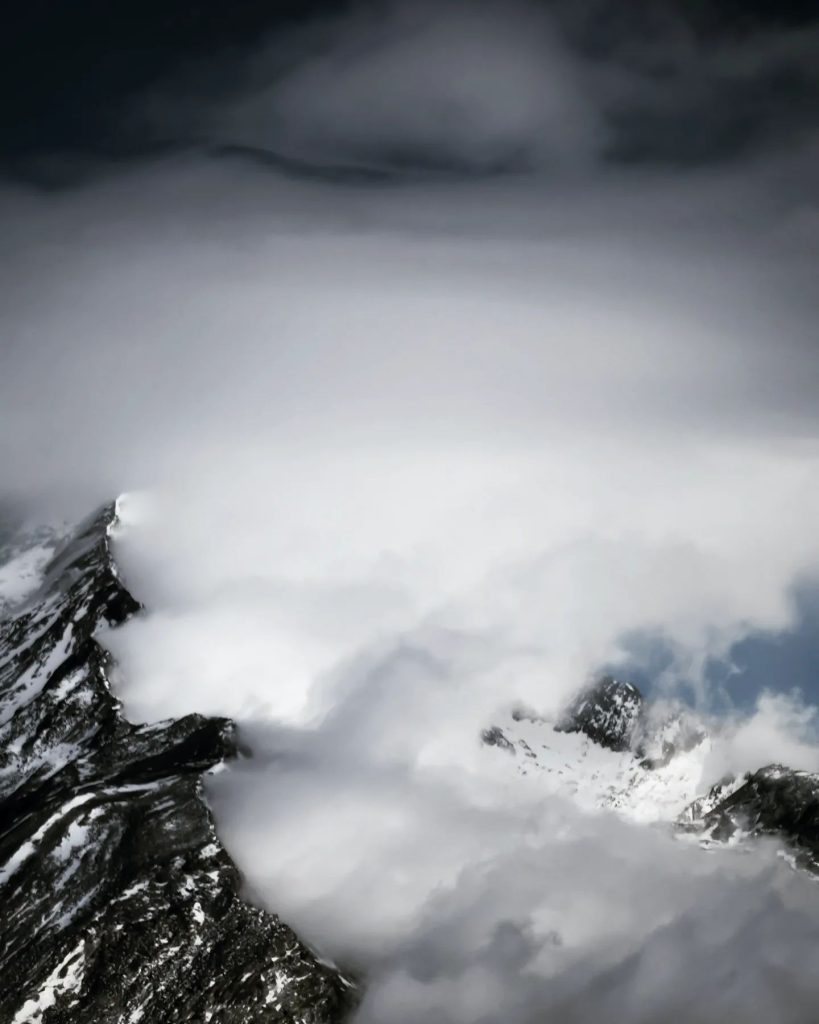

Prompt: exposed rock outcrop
xmin=0 ymin=503 xmax=357 ymax=1024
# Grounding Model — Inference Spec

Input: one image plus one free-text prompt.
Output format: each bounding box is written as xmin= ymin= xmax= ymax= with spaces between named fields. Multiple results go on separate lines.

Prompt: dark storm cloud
xmin=0 ymin=1 xmax=337 ymax=160
xmin=180 ymin=0 xmax=605 ymax=174
xmin=125 ymin=0 xmax=819 ymax=175
xmin=549 ymin=0 xmax=819 ymax=161
xmin=2 ymin=0 xmax=818 ymax=179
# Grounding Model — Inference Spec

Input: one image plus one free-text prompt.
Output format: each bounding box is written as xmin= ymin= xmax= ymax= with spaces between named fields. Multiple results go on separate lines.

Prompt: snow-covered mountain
xmin=0 ymin=503 xmax=356 ymax=1023
xmin=482 ymin=678 xmax=819 ymax=872
xmin=0 ymin=521 xmax=69 ymax=619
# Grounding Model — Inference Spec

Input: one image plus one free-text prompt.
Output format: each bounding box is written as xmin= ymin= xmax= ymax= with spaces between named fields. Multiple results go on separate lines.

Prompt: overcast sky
xmin=2 ymin=2 xmax=819 ymax=1021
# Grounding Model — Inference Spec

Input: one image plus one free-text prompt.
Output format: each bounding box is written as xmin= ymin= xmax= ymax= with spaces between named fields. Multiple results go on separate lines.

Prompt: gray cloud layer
xmin=123 ymin=0 xmax=819 ymax=176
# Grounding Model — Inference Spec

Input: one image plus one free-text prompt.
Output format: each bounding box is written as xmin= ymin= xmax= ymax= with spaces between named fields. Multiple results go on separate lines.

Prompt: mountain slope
xmin=482 ymin=679 xmax=712 ymax=823
xmin=0 ymin=502 xmax=356 ymax=1024
xmin=483 ymin=678 xmax=819 ymax=873
xmin=680 ymin=764 xmax=819 ymax=873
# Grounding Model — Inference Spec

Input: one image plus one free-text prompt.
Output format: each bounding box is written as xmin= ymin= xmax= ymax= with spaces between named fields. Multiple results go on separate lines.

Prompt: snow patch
xmin=12 ymin=939 xmax=85 ymax=1023
xmin=0 ymin=794 xmax=96 ymax=886
xmin=486 ymin=714 xmax=711 ymax=823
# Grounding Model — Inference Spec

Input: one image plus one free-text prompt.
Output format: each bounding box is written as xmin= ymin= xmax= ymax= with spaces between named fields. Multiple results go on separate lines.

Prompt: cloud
xmin=115 ymin=0 xmax=819 ymax=176
xmin=706 ymin=690 xmax=819 ymax=779
xmin=199 ymin=700 xmax=819 ymax=1023
xmin=1 ymin=16 xmax=818 ymax=1013
xmin=2 ymin=155 xmax=817 ymax=505
xmin=209 ymin=0 xmax=604 ymax=174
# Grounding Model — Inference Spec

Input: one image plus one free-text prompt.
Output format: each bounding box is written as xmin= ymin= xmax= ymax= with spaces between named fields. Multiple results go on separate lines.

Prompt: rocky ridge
xmin=0 ymin=502 xmax=356 ymax=1024
xmin=679 ymin=764 xmax=819 ymax=873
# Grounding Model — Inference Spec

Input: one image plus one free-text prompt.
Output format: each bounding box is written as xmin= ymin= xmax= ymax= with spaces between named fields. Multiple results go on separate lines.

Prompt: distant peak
xmin=556 ymin=676 xmax=643 ymax=752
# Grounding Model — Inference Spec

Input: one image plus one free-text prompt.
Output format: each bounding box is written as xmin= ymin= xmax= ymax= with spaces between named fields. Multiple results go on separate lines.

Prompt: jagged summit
xmin=481 ymin=676 xmax=819 ymax=878
xmin=482 ymin=683 xmax=711 ymax=824
xmin=0 ymin=502 xmax=356 ymax=1023
xmin=555 ymin=676 xmax=643 ymax=752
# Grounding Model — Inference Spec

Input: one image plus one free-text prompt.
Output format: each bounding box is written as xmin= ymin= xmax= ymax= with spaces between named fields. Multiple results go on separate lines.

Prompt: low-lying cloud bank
xmin=206 ymin=731 xmax=819 ymax=1024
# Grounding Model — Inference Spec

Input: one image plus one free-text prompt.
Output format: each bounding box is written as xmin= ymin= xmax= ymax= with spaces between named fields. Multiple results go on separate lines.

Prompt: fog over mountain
xmin=1 ymin=1 xmax=818 ymax=1021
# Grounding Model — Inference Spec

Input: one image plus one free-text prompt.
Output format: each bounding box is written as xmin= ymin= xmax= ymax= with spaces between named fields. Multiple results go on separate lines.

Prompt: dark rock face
xmin=480 ymin=726 xmax=516 ymax=755
xmin=555 ymin=677 xmax=643 ymax=752
xmin=681 ymin=765 xmax=819 ymax=873
xmin=0 ymin=504 xmax=356 ymax=1023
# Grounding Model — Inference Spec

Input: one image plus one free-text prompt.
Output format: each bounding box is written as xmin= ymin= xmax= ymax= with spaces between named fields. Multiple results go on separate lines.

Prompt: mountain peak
xmin=555 ymin=676 xmax=643 ymax=752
